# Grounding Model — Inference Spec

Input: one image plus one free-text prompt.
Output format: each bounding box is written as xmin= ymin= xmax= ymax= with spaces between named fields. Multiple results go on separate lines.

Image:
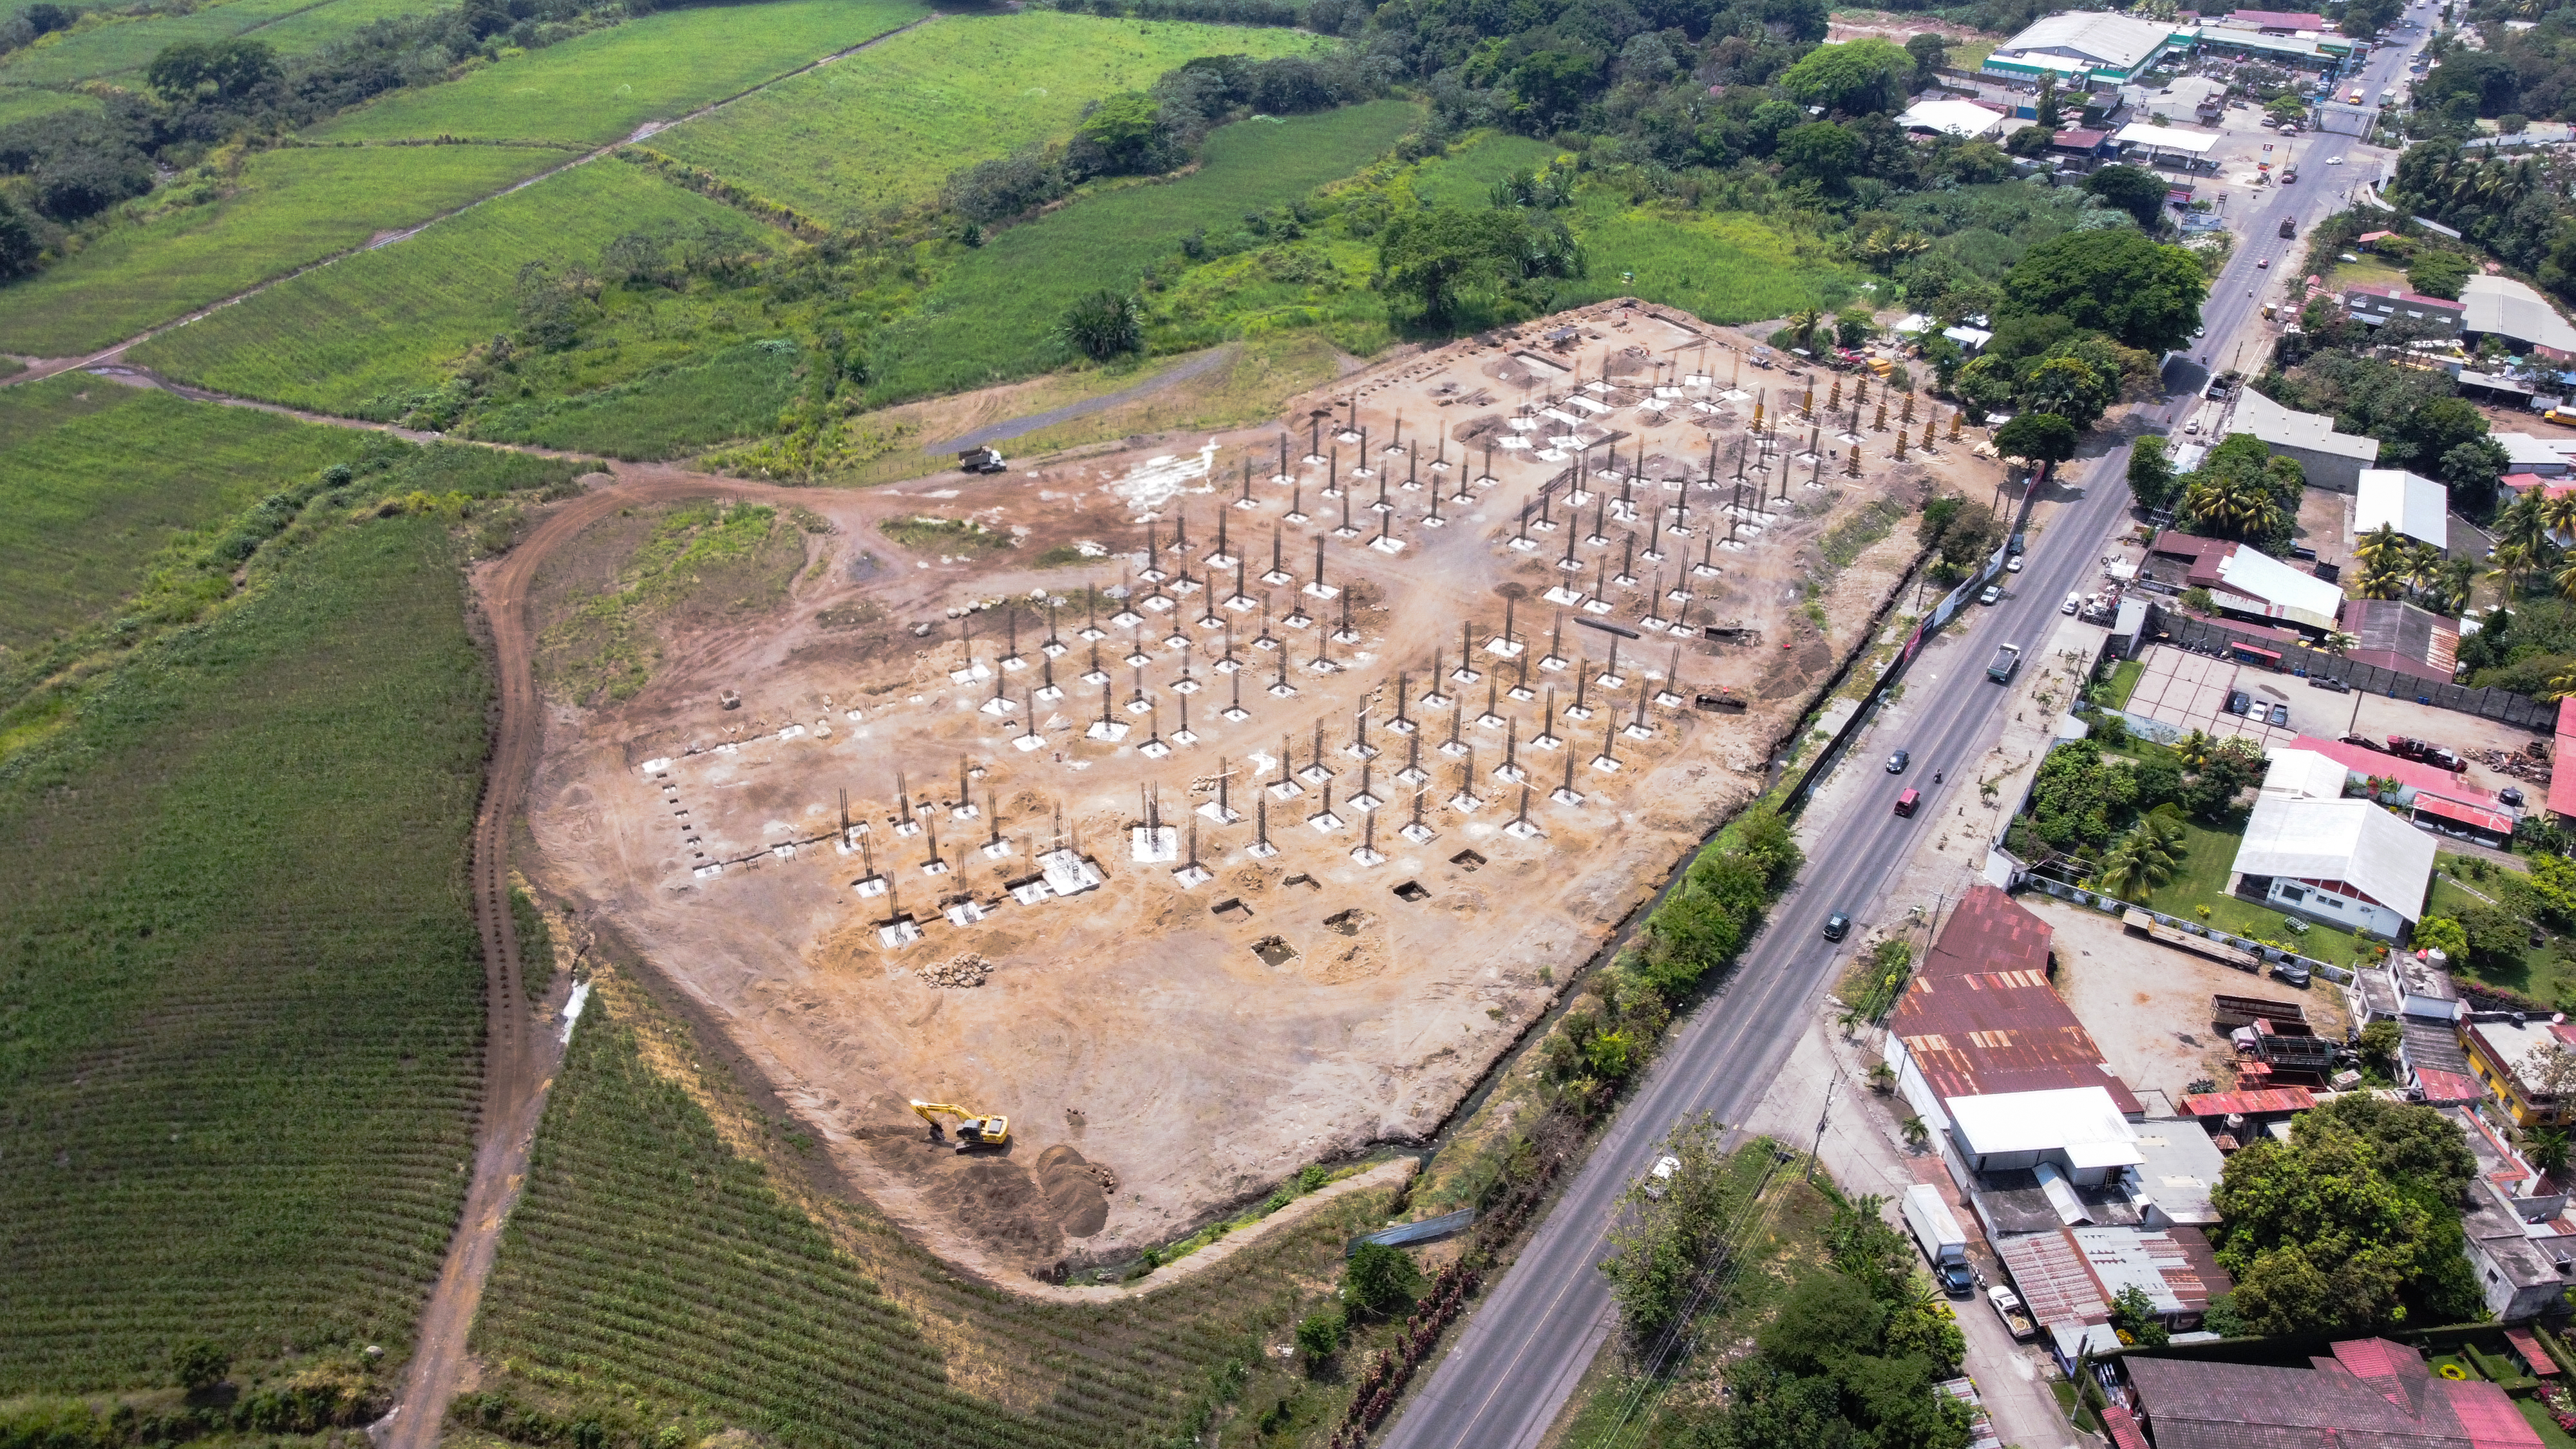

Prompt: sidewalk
xmin=1739 ymin=1011 xmax=2091 ymax=1449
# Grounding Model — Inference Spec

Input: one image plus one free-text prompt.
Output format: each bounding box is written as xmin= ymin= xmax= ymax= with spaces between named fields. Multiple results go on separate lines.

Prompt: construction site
xmin=518 ymin=302 xmax=2008 ymax=1282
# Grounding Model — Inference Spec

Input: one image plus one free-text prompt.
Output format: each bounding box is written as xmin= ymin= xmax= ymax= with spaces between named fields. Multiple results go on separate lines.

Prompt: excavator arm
xmin=909 ymin=1100 xmax=1010 ymax=1151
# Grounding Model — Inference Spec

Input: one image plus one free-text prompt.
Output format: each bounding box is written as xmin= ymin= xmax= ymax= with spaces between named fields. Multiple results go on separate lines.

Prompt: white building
xmin=1896 ymin=98 xmax=2009 ymax=139
xmin=2260 ymin=747 xmax=2354 ymax=803
xmin=2214 ymin=545 xmax=2346 ymax=632
xmin=1985 ymin=12 xmax=2186 ymax=87
xmin=2230 ymin=793 xmax=2438 ymax=937
xmin=2353 ymin=468 xmax=2449 ymax=553
xmin=2226 ymin=387 xmax=2382 ymax=494
xmin=1947 ymin=1087 xmax=2147 ymax=1187
xmin=2461 ymin=274 xmax=2576 ymax=357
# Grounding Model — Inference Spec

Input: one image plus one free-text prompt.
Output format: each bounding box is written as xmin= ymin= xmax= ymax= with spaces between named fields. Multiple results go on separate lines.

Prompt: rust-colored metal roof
xmin=2178 ymin=1086 xmax=2316 ymax=1117
xmin=1996 ymin=1230 xmax=2107 ymax=1329
xmin=2506 ymin=1327 xmax=2559 ymax=1377
xmin=2100 ymin=1405 xmax=2152 ymax=1449
xmin=1891 ymin=887 xmax=2144 ymax=1114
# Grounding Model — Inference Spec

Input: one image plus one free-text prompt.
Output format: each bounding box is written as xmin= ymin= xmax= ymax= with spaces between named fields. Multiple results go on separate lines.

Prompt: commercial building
xmin=2124 ymin=1338 xmax=2545 ymax=1448
xmin=2463 ymin=274 xmax=2576 ymax=358
xmin=2554 ymin=696 xmax=2576 ymax=824
xmin=2143 ymin=531 xmax=2347 ymax=632
xmin=2338 ymin=598 xmax=2461 ymax=685
xmin=1881 ymin=885 xmax=2142 ymax=1137
xmin=2226 ymin=386 xmax=2382 ymax=493
xmin=1985 ymin=12 xmax=2190 ymax=87
xmin=2352 ymin=468 xmax=2450 ymax=552
xmin=1947 ymin=1086 xmax=2145 ymax=1186
xmin=2112 ymin=122 xmax=2225 ymax=169
xmin=2126 ymin=74 xmax=2228 ymax=122
xmin=2226 ymin=9 xmax=2329 ymax=32
xmin=2230 ymin=788 xmax=2438 ymax=936
xmin=2344 ymin=283 xmax=2467 ymax=339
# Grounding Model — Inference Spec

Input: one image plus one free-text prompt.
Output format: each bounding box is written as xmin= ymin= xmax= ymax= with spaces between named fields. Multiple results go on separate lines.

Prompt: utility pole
xmin=1805 ymin=1073 xmax=1840 ymax=1182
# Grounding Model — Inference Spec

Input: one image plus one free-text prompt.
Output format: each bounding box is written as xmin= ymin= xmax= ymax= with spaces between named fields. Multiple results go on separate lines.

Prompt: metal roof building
xmin=2462 ymin=274 xmax=2576 ymax=357
xmin=2226 ymin=386 xmax=2383 ymax=493
xmin=2354 ymin=468 xmax=2449 ymax=551
xmin=2125 ymin=1340 xmax=2546 ymax=1449
xmin=1985 ymin=12 xmax=2188 ymax=84
xmin=1882 ymin=886 xmax=2143 ymax=1135
xmin=1895 ymin=97 xmax=2009 ymax=138
xmin=2230 ymin=793 xmax=2438 ymax=934
xmin=2340 ymin=597 xmax=2461 ymax=685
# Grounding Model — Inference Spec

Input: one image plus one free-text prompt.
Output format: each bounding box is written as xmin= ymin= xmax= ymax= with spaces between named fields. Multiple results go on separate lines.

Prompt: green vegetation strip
xmin=0 ymin=374 xmax=382 ymax=650
xmin=131 ymin=159 xmax=770 ymax=415
xmin=305 ymin=0 xmax=929 ymax=147
xmin=470 ymin=983 xmax=1401 ymax=1449
xmin=0 ymin=0 xmax=323 ymax=84
xmin=650 ymin=11 xmax=1328 ymax=226
xmin=0 ymin=144 xmax=567 ymax=357
xmin=0 ymin=499 xmax=535 ymax=1392
xmin=870 ymin=99 xmax=1420 ymax=404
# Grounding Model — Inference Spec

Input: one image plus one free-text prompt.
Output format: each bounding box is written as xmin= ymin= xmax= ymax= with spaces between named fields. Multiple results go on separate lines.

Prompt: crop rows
xmin=307 ymin=0 xmax=929 ymax=147
xmin=868 ymin=99 xmax=1421 ymax=404
xmin=0 ymin=144 xmax=567 ymax=357
xmin=649 ymin=11 xmax=1328 ymax=226
xmin=471 ymin=1003 xmax=1387 ymax=1448
xmin=0 ymin=0 xmax=322 ymax=84
xmin=0 ymin=513 xmax=502 ymax=1393
xmin=131 ymin=160 xmax=767 ymax=415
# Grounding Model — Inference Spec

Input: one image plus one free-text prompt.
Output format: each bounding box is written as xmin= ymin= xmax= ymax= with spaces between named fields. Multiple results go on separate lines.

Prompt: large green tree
xmin=2000 ymin=228 xmax=2210 ymax=354
xmin=2083 ymin=164 xmax=2170 ymax=229
xmin=1375 ymin=206 xmax=1585 ymax=322
xmin=2210 ymin=1099 xmax=2484 ymax=1334
xmin=1777 ymin=37 xmax=1915 ymax=115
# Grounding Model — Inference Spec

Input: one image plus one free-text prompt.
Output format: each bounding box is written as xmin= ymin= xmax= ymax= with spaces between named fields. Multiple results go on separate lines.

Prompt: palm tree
xmin=2490 ymin=541 xmax=2545 ymax=600
xmin=2550 ymin=663 xmax=2576 ymax=701
xmin=2098 ymin=813 xmax=2188 ymax=901
xmin=2541 ymin=489 xmax=2576 ymax=544
xmin=2402 ymin=540 xmax=2445 ymax=601
xmin=2183 ymin=471 xmax=2282 ymax=540
xmin=2556 ymin=553 xmax=2576 ymax=604
xmin=2354 ymin=559 xmax=2408 ymax=601
xmin=2176 ymin=729 xmax=2215 ymax=771
xmin=2322 ymin=630 xmax=2358 ymax=656
xmin=1787 ymin=307 xmax=1825 ymax=349
xmin=2498 ymin=493 xmax=2553 ymax=558
xmin=2353 ymin=522 xmax=2409 ymax=574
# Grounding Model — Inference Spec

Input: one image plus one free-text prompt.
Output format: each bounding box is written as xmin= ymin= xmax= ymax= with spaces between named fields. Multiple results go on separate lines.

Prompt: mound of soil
xmin=1034 ymin=1144 xmax=1114 ymax=1238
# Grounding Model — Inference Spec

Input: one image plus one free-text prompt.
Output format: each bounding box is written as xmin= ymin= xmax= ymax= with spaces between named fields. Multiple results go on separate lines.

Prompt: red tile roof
xmin=2441 ymin=1379 xmax=2547 ymax=1449
xmin=2100 ymin=1405 xmax=2152 ymax=1449
xmin=1890 ymin=886 xmax=2143 ymax=1115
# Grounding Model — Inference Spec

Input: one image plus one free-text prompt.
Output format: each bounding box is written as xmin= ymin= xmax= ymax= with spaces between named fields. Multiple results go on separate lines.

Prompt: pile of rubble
xmin=920 ymin=952 xmax=994 ymax=989
xmin=2468 ymin=745 xmax=2553 ymax=784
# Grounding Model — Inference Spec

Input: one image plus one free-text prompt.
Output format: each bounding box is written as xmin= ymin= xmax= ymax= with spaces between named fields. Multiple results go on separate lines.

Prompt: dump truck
xmin=1987 ymin=643 xmax=2022 ymax=684
xmin=956 ymin=446 xmax=1007 ymax=475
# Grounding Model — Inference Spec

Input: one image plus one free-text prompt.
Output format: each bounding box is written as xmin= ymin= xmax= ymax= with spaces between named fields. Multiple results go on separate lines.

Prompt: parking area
xmin=2123 ymin=647 xmax=2306 ymax=747
xmin=2036 ymin=897 xmax=2351 ymax=1104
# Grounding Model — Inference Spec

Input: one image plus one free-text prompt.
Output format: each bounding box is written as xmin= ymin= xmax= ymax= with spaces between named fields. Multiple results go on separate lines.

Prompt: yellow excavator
xmin=911 ymin=1100 xmax=1010 ymax=1151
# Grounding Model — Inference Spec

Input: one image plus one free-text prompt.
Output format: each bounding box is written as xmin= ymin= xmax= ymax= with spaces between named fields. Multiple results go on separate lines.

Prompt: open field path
xmin=0 ymin=10 xmax=942 ymax=393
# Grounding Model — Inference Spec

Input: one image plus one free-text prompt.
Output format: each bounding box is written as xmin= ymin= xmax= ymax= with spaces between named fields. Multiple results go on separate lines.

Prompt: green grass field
xmin=0 ymin=503 xmax=513 ymax=1393
xmin=2130 ymin=817 xmax=2367 ymax=967
xmin=0 ymin=0 xmax=344 ymax=84
xmin=0 ymin=84 xmax=100 ymax=126
xmin=0 ymin=145 xmax=566 ymax=357
xmin=1404 ymin=132 xmax=1557 ymax=209
xmin=1556 ymin=194 xmax=1856 ymax=322
xmin=470 ymin=972 xmax=1406 ymax=1449
xmin=468 ymin=337 xmax=801 ymax=458
xmin=649 ymin=11 xmax=1330 ymax=225
xmin=0 ymin=374 xmax=380 ymax=651
xmin=869 ymin=99 xmax=1420 ymax=403
xmin=305 ymin=0 xmax=928 ymax=147
xmin=133 ymin=159 xmax=770 ymax=415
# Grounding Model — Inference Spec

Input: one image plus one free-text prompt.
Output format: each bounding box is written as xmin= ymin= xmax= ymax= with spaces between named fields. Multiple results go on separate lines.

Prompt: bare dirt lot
xmin=2036 ymin=896 xmax=2351 ymax=1103
xmin=515 ymin=302 xmax=2010 ymax=1283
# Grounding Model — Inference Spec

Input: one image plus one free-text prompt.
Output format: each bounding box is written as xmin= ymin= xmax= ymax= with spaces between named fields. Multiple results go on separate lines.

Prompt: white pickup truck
xmin=1987 ymin=1285 xmax=2037 ymax=1341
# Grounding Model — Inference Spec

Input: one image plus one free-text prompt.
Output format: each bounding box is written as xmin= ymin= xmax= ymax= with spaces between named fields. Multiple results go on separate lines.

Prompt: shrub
xmin=1343 ymin=1243 xmax=1421 ymax=1318
xmin=1294 ymin=1307 xmax=1345 ymax=1361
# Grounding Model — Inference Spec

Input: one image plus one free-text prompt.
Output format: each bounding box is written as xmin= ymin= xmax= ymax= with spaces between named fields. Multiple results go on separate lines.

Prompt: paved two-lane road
xmin=1380 ymin=26 xmax=2432 ymax=1448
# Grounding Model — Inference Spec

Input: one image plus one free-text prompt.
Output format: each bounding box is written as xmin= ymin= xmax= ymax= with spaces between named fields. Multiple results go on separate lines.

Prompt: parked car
xmin=1887 ymin=750 xmax=1911 ymax=774
xmin=2062 ymin=594 xmax=2081 ymax=615
xmin=2502 ymin=786 xmax=2528 ymax=808
xmin=2269 ymin=703 xmax=2290 ymax=726
xmin=1823 ymin=913 xmax=1851 ymax=942
xmin=2006 ymin=555 xmax=2024 ymax=573
xmin=2271 ymin=960 xmax=2313 ymax=988
xmin=1988 ymin=1285 xmax=2038 ymax=1341
xmin=1642 ymin=1154 xmax=1681 ymax=1199
xmin=1979 ymin=584 xmax=2003 ymax=605
xmin=2307 ymin=676 xmax=2351 ymax=692
xmin=2227 ymin=690 xmax=2251 ymax=715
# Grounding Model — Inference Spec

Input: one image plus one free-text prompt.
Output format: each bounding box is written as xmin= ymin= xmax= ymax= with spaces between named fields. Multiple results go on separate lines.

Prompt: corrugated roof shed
xmin=2126 ymin=1342 xmax=2545 ymax=1449
xmin=2340 ymin=598 xmax=2461 ymax=685
xmin=2178 ymin=1086 xmax=2315 ymax=1117
xmin=1890 ymin=886 xmax=2143 ymax=1115
xmin=1996 ymin=1229 xmax=2108 ymax=1328
xmin=2553 ymin=696 xmax=2576 ymax=822
xmin=2464 ymin=274 xmax=2576 ymax=355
